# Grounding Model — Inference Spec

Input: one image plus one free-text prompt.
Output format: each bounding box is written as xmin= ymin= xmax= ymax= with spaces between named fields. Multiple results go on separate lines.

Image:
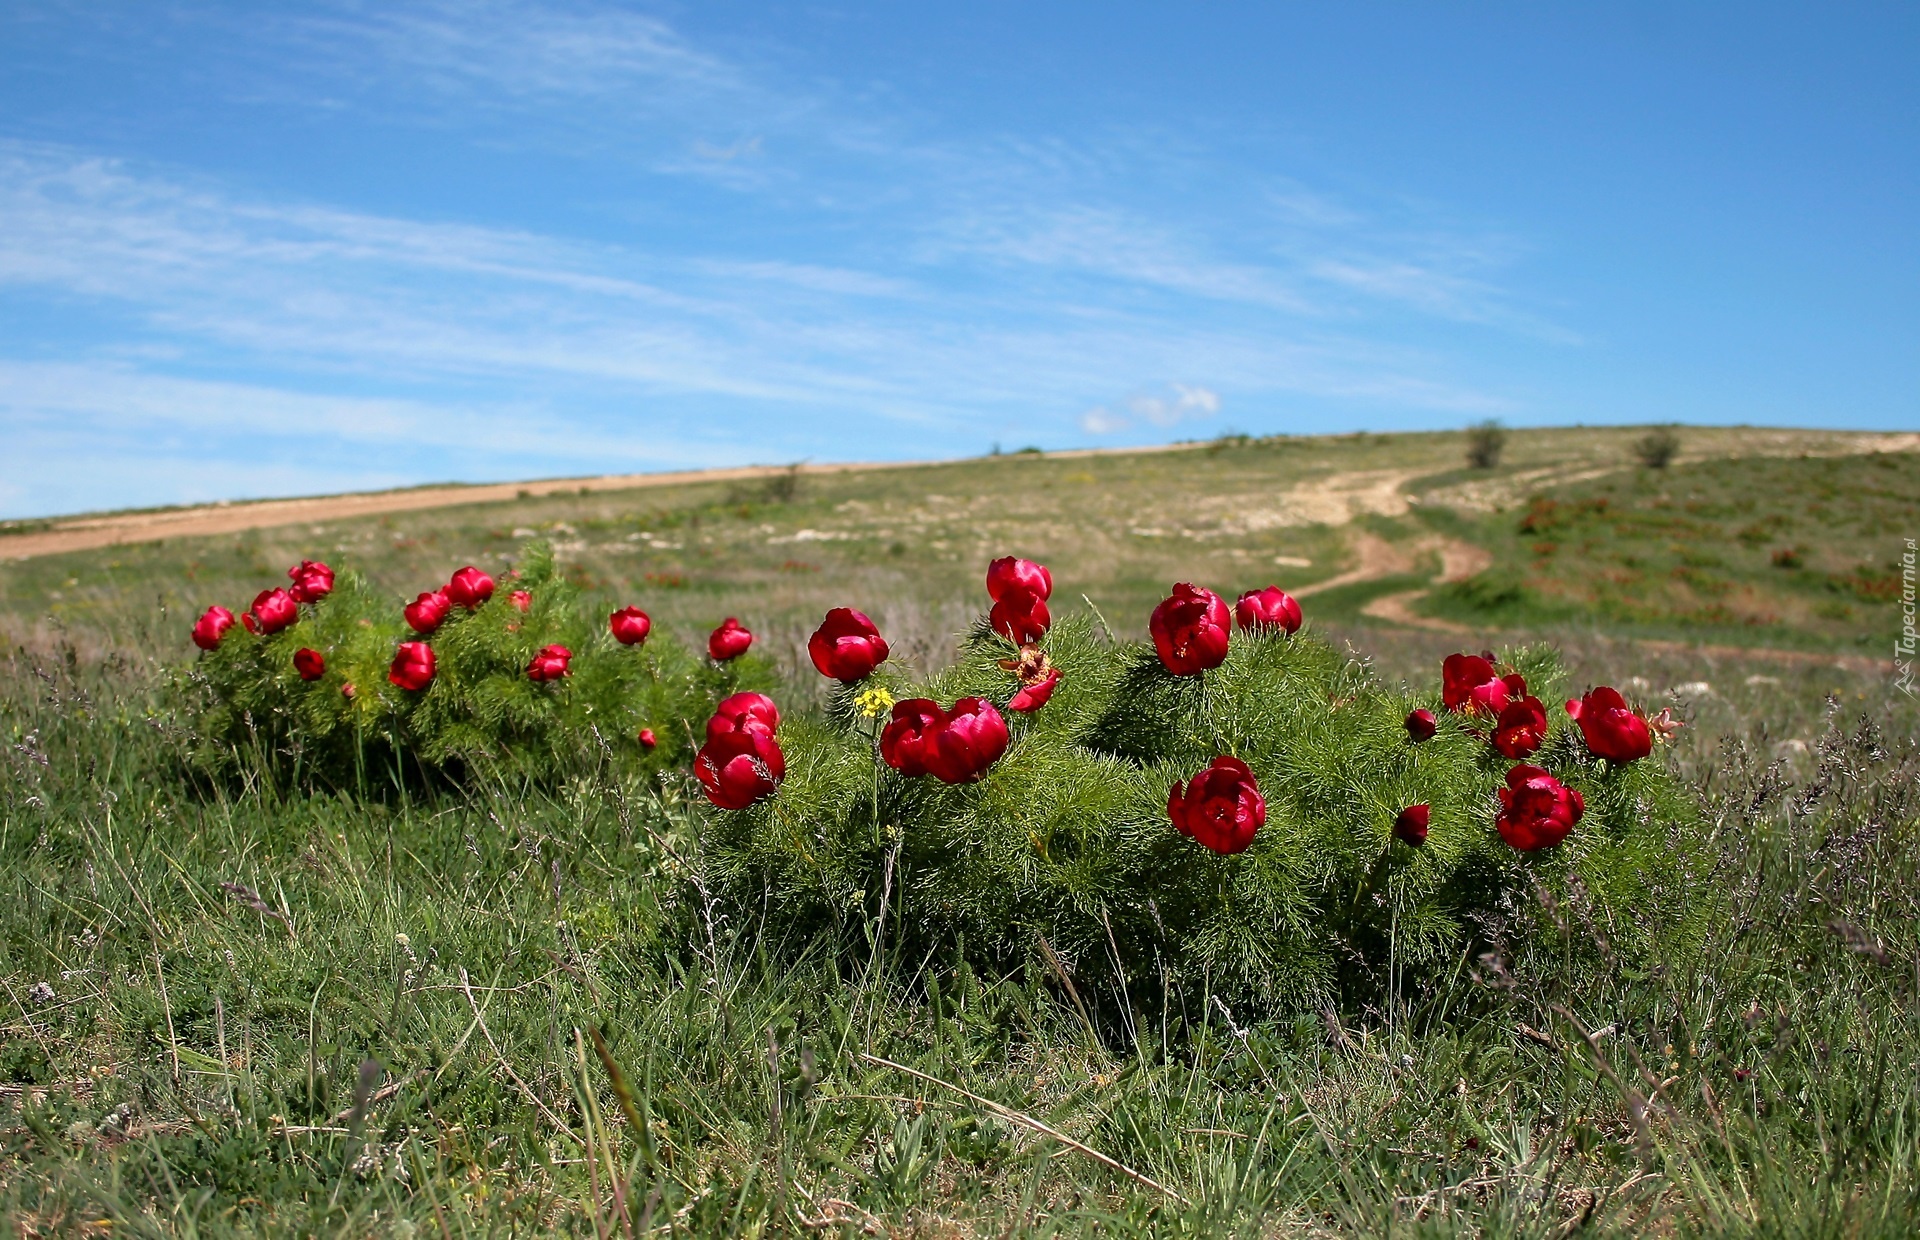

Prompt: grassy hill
xmin=2 ymin=424 xmax=1916 ymax=1236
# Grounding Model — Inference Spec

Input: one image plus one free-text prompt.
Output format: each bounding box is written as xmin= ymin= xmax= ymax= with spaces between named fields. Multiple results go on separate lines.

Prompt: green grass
xmin=3 ymin=424 xmax=1918 ymax=1235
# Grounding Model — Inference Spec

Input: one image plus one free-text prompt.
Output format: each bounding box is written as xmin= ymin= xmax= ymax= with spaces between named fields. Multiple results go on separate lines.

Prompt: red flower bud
xmin=1009 ymin=668 xmax=1060 ymax=713
xmin=1167 ymin=756 xmax=1265 ymax=854
xmin=191 ymin=605 xmax=236 ymax=650
xmin=1491 ymin=696 xmax=1549 ymax=759
xmin=708 ymin=617 xmax=753 ymax=661
xmin=341 ymin=682 xmax=356 ymax=699
xmin=293 ymin=648 xmax=326 ymax=681
xmin=509 ymin=590 xmax=532 ymax=612
xmin=1393 ymin=803 xmax=1430 ymax=846
xmin=707 ymin=692 xmax=781 ymax=743
xmin=638 ymin=728 xmax=657 ymax=750
xmin=388 ymin=641 xmax=436 ymax=691
xmin=1495 ymin=764 xmax=1584 ymax=851
xmin=1234 ymin=586 xmax=1302 ymax=634
xmin=1441 ymin=653 xmax=1527 ymax=716
xmin=808 ymin=607 xmax=890 ymax=682
xmin=986 ymin=557 xmax=1053 ymax=604
xmin=1566 ymin=686 xmax=1653 ymax=764
xmin=1404 ymin=708 xmax=1438 ymax=742
xmin=446 ymin=566 xmax=494 ymax=609
xmin=287 ymin=559 xmax=334 ymax=604
xmin=880 ymin=698 xmax=946 ymax=778
xmin=695 ymin=729 xmax=784 ymax=809
xmin=526 ymin=644 xmax=572 ymax=682
xmin=609 ymin=605 xmax=651 ymax=645
xmin=924 ymin=697 xmax=1010 ymax=785
xmin=242 ymin=588 xmax=299 ymax=635
xmin=989 ymin=596 xmax=1051 ymax=644
xmin=1150 ymin=583 xmax=1231 ymax=676
xmin=405 ymin=589 xmax=451 ymax=634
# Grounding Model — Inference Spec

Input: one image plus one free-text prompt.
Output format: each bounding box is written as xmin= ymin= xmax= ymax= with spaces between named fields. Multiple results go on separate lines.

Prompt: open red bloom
xmin=242 ymin=588 xmax=299 ymax=635
xmin=808 ymin=607 xmax=890 ymax=682
xmin=287 ymin=559 xmax=334 ymax=604
xmin=1495 ymin=764 xmax=1584 ymax=851
xmin=527 ymin=644 xmax=572 ymax=681
xmin=405 ymin=589 xmax=451 ymax=634
xmin=1150 ymin=583 xmax=1231 ymax=675
xmin=293 ymin=648 xmax=326 ymax=681
xmin=191 ymin=605 xmax=236 ymax=650
xmin=708 ymin=617 xmax=753 ymax=661
xmin=1393 ymin=803 xmax=1430 ymax=846
xmin=879 ymin=698 xmax=946 ymax=778
xmin=1234 ymin=586 xmax=1302 ymax=634
xmin=696 ymin=729 xmax=785 ymax=809
xmin=389 ymin=641 xmax=436 ymax=691
xmin=987 ymin=557 xmax=1053 ymax=604
xmin=446 ymin=566 xmax=494 ymax=609
xmin=1441 ymin=653 xmax=1527 ymax=716
xmin=609 ymin=605 xmax=651 ymax=645
xmin=509 ymin=590 xmax=532 ymax=612
xmin=1566 ymin=686 xmax=1653 ymax=764
xmin=989 ymin=596 xmax=1051 ymax=644
xmin=1168 ymin=756 xmax=1265 ymax=855
xmin=1404 ymin=708 xmax=1438 ymax=742
xmin=707 ymin=692 xmax=780 ymax=743
xmin=925 ymin=697 xmax=1010 ymax=784
xmin=1491 ymin=696 xmax=1550 ymax=759
xmin=1009 ymin=668 xmax=1060 ymax=713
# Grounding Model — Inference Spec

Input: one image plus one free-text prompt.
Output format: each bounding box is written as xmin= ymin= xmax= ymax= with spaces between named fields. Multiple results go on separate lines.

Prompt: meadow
xmin=2 ymin=424 xmax=1916 ymax=1236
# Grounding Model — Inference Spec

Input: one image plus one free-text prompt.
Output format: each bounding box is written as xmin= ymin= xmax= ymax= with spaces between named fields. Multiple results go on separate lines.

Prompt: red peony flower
xmin=293 ymin=648 xmax=326 ymax=681
xmin=986 ymin=557 xmax=1053 ymax=605
xmin=1495 ymin=764 xmax=1584 ymax=851
xmin=287 ymin=559 xmax=334 ymax=604
xmin=1566 ymin=687 xmax=1653 ymax=764
xmin=405 ymin=589 xmax=451 ymax=634
xmin=695 ymin=729 xmax=784 ymax=809
xmin=925 ymin=697 xmax=1010 ymax=784
xmin=1393 ymin=803 xmax=1430 ymax=846
xmin=1404 ymin=708 xmax=1438 ymax=742
xmin=191 ymin=605 xmax=236 ymax=650
xmin=1233 ymin=586 xmax=1303 ymax=634
xmin=707 ymin=691 xmax=780 ymax=743
xmin=509 ymin=590 xmax=532 ymax=612
xmin=638 ymin=728 xmax=657 ymax=750
xmin=446 ymin=566 xmax=494 ymax=609
xmin=989 ymin=596 xmax=1051 ymax=644
xmin=1167 ymin=756 xmax=1265 ymax=855
xmin=879 ymin=698 xmax=946 ymax=778
xmin=1009 ymin=668 xmax=1060 ymax=713
xmin=242 ymin=588 xmax=300 ymax=635
xmin=526 ymin=644 xmax=572 ymax=682
xmin=1441 ymin=653 xmax=1527 ymax=716
xmin=1491 ymin=696 xmax=1549 ymax=759
xmin=808 ymin=607 xmax=890 ymax=682
xmin=389 ymin=641 xmax=436 ymax=691
xmin=708 ymin=617 xmax=753 ymax=661
xmin=608 ymin=605 xmax=651 ymax=645
xmin=1150 ymin=583 xmax=1232 ymax=675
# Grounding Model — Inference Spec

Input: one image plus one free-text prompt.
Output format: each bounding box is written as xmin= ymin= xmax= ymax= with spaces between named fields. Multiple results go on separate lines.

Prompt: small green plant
xmin=1464 ymin=420 xmax=1506 ymax=469
xmin=1634 ymin=425 xmax=1682 ymax=469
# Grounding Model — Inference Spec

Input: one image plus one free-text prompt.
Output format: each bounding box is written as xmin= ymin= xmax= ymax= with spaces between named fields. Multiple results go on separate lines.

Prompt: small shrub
xmin=1771 ymin=546 xmax=1803 ymax=569
xmin=1465 ymin=420 xmax=1506 ymax=469
xmin=1633 ymin=426 xmax=1681 ymax=469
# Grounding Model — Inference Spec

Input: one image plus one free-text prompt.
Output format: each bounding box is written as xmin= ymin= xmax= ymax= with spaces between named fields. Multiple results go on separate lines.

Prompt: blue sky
xmin=0 ymin=2 xmax=1913 ymax=518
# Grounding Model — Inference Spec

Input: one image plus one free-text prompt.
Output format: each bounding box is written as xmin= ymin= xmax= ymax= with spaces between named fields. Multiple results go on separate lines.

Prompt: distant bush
xmin=1465 ymin=420 xmax=1506 ymax=469
xmin=1633 ymin=426 xmax=1681 ymax=469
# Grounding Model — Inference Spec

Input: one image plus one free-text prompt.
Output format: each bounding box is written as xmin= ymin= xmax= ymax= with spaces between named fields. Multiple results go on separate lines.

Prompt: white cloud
xmin=1080 ymin=383 xmax=1223 ymax=436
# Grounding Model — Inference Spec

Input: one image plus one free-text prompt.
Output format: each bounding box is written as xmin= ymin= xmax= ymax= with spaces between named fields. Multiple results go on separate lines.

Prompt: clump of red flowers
xmin=1150 ymin=583 xmax=1231 ymax=675
xmin=1442 ymin=652 xmax=1528 ymax=717
xmin=808 ymin=608 xmax=890 ymax=682
xmin=287 ymin=560 xmax=334 ymax=604
xmin=880 ymin=697 xmax=1010 ymax=784
xmin=986 ymin=557 xmax=1052 ymax=644
xmin=1167 ymin=756 xmax=1265 ymax=854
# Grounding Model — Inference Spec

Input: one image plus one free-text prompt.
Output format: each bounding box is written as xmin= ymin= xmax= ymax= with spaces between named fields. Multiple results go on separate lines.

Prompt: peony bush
xmin=181 ymin=544 xmax=1710 ymax=1019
